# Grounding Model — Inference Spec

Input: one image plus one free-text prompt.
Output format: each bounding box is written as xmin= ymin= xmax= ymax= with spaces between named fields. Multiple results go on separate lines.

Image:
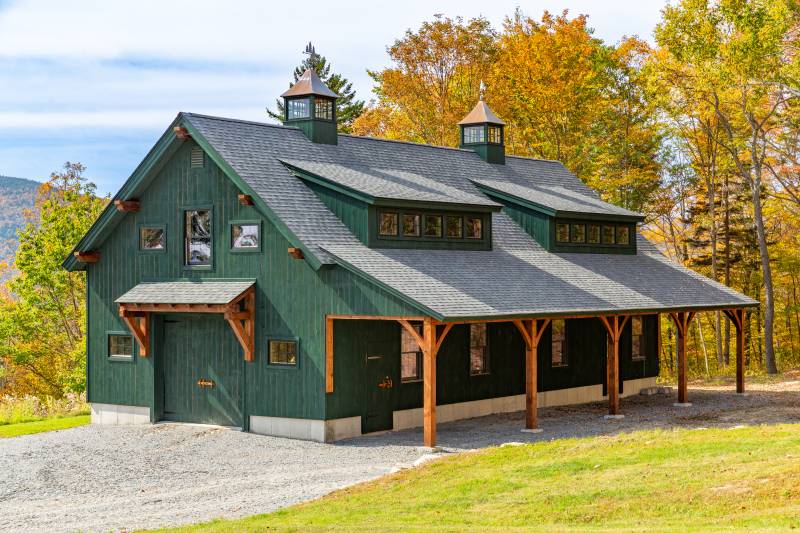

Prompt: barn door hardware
xmin=197 ymin=379 xmax=215 ymax=388
xmin=377 ymin=376 xmax=393 ymax=389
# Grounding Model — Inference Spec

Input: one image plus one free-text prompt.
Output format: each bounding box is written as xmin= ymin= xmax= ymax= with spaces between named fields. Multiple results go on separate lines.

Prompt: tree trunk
xmin=723 ymin=173 xmax=731 ymax=366
xmin=750 ymin=166 xmax=777 ymax=373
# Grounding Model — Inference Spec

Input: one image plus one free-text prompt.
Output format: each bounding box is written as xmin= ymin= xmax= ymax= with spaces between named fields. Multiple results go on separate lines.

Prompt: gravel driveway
xmin=2 ymin=379 xmax=799 ymax=533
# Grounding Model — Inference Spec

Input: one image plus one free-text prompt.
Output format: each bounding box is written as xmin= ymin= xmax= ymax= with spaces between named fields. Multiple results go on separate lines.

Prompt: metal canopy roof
xmin=280 ymin=68 xmax=339 ymax=99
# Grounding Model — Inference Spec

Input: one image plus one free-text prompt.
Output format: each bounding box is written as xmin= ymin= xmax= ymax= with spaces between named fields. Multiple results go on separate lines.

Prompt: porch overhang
xmin=115 ymin=280 xmax=256 ymax=361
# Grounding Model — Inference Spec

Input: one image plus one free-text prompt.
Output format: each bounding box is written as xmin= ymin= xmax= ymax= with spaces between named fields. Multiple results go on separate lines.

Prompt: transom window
xmin=470 ymin=323 xmax=489 ymax=375
xmin=463 ymin=126 xmax=485 ymax=144
xmin=446 ymin=215 xmax=463 ymax=238
xmin=424 ymin=215 xmax=443 ymax=237
xmin=401 ymin=323 xmax=423 ymax=382
xmin=108 ymin=334 xmax=133 ymax=360
xmin=231 ymin=223 xmax=260 ymax=249
xmin=551 ymin=319 xmax=567 ymax=367
xmin=140 ymin=226 xmax=165 ymax=251
xmin=631 ymin=316 xmax=645 ymax=361
xmin=185 ymin=209 xmax=212 ymax=266
xmin=402 ymin=214 xmax=421 ymax=236
xmin=269 ymin=340 xmax=297 ymax=366
xmin=287 ymin=99 xmax=310 ymax=119
xmin=315 ymin=99 xmax=333 ymax=120
xmin=488 ymin=125 xmax=502 ymax=144
xmin=379 ymin=212 xmax=399 ymax=236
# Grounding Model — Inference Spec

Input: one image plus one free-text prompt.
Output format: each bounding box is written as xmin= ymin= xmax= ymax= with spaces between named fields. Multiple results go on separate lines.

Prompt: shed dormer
xmin=281 ymin=68 xmax=339 ymax=145
xmin=458 ymin=100 xmax=505 ymax=164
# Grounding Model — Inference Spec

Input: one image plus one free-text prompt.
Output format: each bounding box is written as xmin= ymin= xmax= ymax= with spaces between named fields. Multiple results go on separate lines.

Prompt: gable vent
xmin=190 ymin=146 xmax=205 ymax=168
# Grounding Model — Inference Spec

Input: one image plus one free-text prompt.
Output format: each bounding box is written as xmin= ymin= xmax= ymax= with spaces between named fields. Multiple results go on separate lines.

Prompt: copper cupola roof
xmin=458 ymin=100 xmax=505 ymax=126
xmin=280 ymin=68 xmax=339 ymax=99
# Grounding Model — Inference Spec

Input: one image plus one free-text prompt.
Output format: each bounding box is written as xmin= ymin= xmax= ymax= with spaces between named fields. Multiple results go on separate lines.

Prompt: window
xmin=424 ymin=215 xmax=442 ymax=237
xmin=401 ymin=324 xmax=423 ymax=382
xmin=571 ymin=224 xmax=586 ymax=243
xmin=379 ymin=212 xmax=399 ymax=236
xmin=140 ymin=226 xmax=165 ymax=251
xmin=551 ymin=319 xmax=567 ymax=367
xmin=616 ymin=226 xmax=630 ymax=245
xmin=109 ymin=334 xmax=133 ymax=360
xmin=588 ymin=224 xmax=601 ymax=244
xmin=315 ymin=99 xmax=333 ymax=120
xmin=231 ymin=223 xmax=260 ymax=250
xmin=402 ymin=214 xmax=421 ymax=236
xmin=488 ymin=125 xmax=502 ymax=144
xmin=470 ymin=323 xmax=488 ymax=375
xmin=631 ymin=316 xmax=645 ymax=360
xmin=185 ymin=209 xmax=212 ymax=266
xmin=287 ymin=99 xmax=310 ymax=119
xmin=466 ymin=217 xmax=482 ymax=239
xmin=269 ymin=340 xmax=297 ymax=366
xmin=556 ymin=223 xmax=570 ymax=243
xmin=602 ymin=225 xmax=615 ymax=245
xmin=446 ymin=215 xmax=463 ymax=238
xmin=463 ymin=126 xmax=485 ymax=144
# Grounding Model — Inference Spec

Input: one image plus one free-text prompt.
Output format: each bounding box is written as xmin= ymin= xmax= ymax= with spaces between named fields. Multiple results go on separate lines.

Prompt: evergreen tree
xmin=267 ymin=43 xmax=365 ymax=133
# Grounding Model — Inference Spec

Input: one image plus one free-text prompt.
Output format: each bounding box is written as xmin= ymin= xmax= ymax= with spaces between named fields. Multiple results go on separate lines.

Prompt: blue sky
xmin=0 ymin=0 xmax=668 ymax=195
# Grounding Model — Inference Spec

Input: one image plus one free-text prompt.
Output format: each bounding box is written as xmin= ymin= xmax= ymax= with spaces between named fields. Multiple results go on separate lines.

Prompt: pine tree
xmin=267 ymin=43 xmax=365 ymax=133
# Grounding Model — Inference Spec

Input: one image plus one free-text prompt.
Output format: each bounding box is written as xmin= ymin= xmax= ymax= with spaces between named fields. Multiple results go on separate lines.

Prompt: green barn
xmin=65 ymin=68 xmax=756 ymax=447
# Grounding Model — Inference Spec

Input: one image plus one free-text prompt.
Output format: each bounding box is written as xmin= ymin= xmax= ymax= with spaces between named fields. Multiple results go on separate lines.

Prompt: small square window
xmin=556 ymin=223 xmax=570 ymax=243
xmin=269 ymin=340 xmax=297 ymax=366
xmin=446 ymin=215 xmax=463 ymax=238
xmin=488 ymin=126 xmax=502 ymax=144
xmin=602 ymin=225 xmax=615 ymax=245
xmin=232 ymin=223 xmax=260 ymax=249
xmin=401 ymin=324 xmax=423 ymax=382
xmin=140 ymin=226 xmax=165 ymax=251
xmin=616 ymin=226 xmax=630 ymax=245
xmin=379 ymin=212 xmax=399 ymax=236
xmin=424 ymin=215 xmax=442 ymax=237
xmin=551 ymin=319 xmax=567 ymax=367
xmin=402 ymin=214 xmax=421 ymax=236
xmin=109 ymin=334 xmax=133 ymax=359
xmin=470 ymin=323 xmax=489 ymax=375
xmin=466 ymin=217 xmax=482 ymax=239
xmin=588 ymin=225 xmax=600 ymax=244
xmin=571 ymin=224 xmax=586 ymax=243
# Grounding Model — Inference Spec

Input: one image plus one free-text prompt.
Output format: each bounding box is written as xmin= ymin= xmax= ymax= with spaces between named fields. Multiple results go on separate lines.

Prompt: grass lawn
xmin=156 ymin=424 xmax=800 ymax=532
xmin=0 ymin=414 xmax=90 ymax=438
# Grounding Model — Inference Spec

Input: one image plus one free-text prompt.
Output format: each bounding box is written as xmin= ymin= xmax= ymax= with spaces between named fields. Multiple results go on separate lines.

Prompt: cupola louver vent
xmin=191 ymin=146 xmax=205 ymax=168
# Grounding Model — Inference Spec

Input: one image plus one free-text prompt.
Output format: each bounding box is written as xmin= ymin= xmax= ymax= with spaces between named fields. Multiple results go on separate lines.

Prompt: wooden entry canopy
xmin=116 ymin=280 xmax=256 ymax=361
xmin=325 ymin=308 xmax=749 ymax=447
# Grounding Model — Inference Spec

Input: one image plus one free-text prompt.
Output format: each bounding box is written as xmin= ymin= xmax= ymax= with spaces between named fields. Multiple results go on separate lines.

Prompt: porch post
xmin=599 ymin=315 xmax=629 ymax=417
xmin=525 ymin=321 xmax=538 ymax=430
xmin=724 ymin=309 xmax=746 ymax=394
xmin=669 ymin=311 xmax=695 ymax=406
xmin=422 ymin=317 xmax=437 ymax=448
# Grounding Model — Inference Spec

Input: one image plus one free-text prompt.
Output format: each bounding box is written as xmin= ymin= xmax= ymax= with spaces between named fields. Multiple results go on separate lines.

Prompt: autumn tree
xmin=0 ymin=163 xmax=106 ymax=396
xmin=352 ymin=15 xmax=497 ymax=146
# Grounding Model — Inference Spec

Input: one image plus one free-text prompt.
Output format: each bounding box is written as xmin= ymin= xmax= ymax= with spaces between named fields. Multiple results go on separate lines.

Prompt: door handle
xmin=197 ymin=379 xmax=215 ymax=388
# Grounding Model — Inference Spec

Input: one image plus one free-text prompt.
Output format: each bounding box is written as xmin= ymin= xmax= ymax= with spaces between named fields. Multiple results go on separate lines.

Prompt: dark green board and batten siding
xmin=86 ymin=141 xmax=422 ymax=426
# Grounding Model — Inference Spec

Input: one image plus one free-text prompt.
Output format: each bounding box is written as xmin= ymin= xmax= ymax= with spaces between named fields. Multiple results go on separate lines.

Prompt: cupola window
xmin=488 ymin=125 xmax=502 ymax=144
xmin=287 ymin=99 xmax=311 ymax=119
xmin=315 ymin=99 xmax=333 ymax=120
xmin=463 ymin=126 xmax=485 ymax=144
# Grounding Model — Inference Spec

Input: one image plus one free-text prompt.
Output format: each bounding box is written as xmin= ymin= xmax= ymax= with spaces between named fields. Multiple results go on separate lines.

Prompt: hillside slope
xmin=0 ymin=175 xmax=39 ymax=271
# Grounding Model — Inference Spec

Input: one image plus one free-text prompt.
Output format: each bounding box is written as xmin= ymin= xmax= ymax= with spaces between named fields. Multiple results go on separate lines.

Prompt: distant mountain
xmin=0 ymin=175 xmax=39 ymax=274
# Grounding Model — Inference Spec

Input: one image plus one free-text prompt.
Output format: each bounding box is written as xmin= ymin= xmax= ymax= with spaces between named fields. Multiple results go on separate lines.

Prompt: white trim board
xmin=90 ymin=403 xmax=150 ymax=425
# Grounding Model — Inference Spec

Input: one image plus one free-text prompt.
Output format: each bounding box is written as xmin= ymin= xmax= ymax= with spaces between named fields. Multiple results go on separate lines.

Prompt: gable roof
xmin=116 ymin=280 xmax=255 ymax=305
xmin=67 ymin=112 xmax=757 ymax=318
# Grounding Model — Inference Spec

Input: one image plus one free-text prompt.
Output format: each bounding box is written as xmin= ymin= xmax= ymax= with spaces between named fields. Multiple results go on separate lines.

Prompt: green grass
xmin=155 ymin=424 xmax=800 ymax=532
xmin=0 ymin=414 xmax=90 ymax=438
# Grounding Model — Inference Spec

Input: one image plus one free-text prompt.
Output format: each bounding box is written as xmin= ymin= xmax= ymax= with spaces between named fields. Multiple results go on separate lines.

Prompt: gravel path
xmin=2 ymin=380 xmax=799 ymax=533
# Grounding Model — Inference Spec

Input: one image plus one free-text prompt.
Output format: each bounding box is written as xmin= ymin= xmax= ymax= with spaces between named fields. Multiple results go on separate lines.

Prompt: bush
xmin=0 ymin=392 xmax=88 ymax=425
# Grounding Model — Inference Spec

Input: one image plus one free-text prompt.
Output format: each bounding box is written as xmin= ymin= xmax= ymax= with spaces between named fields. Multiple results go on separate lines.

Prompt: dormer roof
xmin=280 ymin=68 xmax=339 ymax=99
xmin=458 ymin=100 xmax=505 ymax=126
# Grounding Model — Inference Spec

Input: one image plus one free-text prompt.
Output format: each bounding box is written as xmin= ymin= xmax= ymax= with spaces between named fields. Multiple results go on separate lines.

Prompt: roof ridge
xmin=180 ymin=112 xmax=300 ymax=132
xmin=337 ymin=133 xmax=476 ymax=154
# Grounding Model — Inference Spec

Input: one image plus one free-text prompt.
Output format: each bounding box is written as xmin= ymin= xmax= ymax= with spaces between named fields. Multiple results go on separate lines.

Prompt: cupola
xmin=281 ymin=66 xmax=339 ymax=145
xmin=458 ymin=97 xmax=505 ymax=164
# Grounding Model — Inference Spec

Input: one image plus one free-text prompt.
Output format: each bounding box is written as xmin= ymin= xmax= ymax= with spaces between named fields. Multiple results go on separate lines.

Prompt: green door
xmin=363 ymin=340 xmax=397 ymax=434
xmin=161 ymin=314 xmax=244 ymax=427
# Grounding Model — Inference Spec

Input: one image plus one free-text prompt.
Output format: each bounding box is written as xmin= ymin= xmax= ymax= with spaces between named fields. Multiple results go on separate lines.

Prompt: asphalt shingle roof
xmin=180 ymin=113 xmax=757 ymax=318
xmin=115 ymin=280 xmax=255 ymax=305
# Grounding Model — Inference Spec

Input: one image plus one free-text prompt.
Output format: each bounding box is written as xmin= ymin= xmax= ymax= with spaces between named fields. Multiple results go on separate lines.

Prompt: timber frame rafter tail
xmin=117 ymin=286 xmax=256 ymax=361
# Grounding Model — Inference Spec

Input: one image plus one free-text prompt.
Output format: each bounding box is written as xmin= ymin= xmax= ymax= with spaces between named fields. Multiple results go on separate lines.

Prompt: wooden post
xmin=422 ymin=317 xmax=437 ymax=448
xmin=668 ymin=311 xmax=696 ymax=405
xmin=514 ymin=319 xmax=550 ymax=431
xmin=599 ymin=315 xmax=630 ymax=417
xmin=724 ymin=309 xmax=746 ymax=394
xmin=325 ymin=316 xmax=334 ymax=393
